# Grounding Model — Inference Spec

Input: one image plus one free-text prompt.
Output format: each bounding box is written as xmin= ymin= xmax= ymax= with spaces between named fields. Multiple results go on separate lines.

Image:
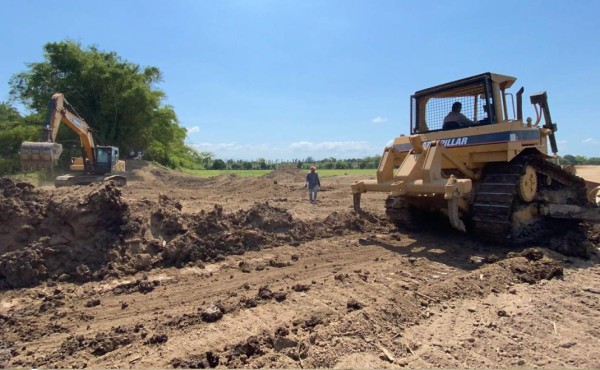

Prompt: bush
xmin=0 ymin=157 xmax=20 ymax=175
xmin=212 ymin=159 xmax=226 ymax=170
xmin=334 ymin=161 xmax=349 ymax=169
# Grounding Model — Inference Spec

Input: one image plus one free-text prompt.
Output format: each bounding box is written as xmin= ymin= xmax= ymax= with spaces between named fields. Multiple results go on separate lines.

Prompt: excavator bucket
xmin=20 ymin=141 xmax=63 ymax=171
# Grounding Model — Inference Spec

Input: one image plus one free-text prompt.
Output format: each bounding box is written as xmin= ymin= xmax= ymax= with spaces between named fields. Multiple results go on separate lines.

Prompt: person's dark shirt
xmin=306 ymin=172 xmax=321 ymax=188
xmin=443 ymin=111 xmax=474 ymax=125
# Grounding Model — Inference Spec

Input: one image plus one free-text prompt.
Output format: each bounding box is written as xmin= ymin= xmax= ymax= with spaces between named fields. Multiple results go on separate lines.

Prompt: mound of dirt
xmin=0 ymin=178 xmax=383 ymax=289
xmin=546 ymin=225 xmax=599 ymax=258
xmin=145 ymin=201 xmax=379 ymax=269
xmin=419 ymin=248 xmax=564 ymax=302
xmin=127 ymin=162 xmax=306 ymax=190
xmin=262 ymin=165 xmax=306 ymax=183
xmin=147 ymin=166 xmax=212 ymax=188
xmin=0 ymin=177 xmax=46 ymax=254
xmin=0 ymin=178 xmax=128 ymax=288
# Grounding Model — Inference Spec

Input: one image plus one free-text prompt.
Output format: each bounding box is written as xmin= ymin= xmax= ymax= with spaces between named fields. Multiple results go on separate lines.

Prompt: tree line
xmin=559 ymin=155 xmax=600 ymax=166
xmin=206 ymin=156 xmax=382 ymax=171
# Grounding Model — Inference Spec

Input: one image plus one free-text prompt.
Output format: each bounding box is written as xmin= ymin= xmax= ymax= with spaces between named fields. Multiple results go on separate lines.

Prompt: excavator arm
xmin=43 ymin=93 xmax=96 ymax=164
xmin=21 ymin=93 xmax=97 ymax=171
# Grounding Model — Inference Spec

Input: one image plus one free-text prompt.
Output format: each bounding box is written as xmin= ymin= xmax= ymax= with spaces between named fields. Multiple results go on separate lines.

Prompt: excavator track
xmin=471 ymin=153 xmax=587 ymax=244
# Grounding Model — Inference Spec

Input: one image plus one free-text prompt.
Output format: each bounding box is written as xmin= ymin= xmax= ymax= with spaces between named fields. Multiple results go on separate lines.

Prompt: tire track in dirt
xmin=2 ymin=231 xmax=396 ymax=367
xmin=42 ymin=237 xmax=568 ymax=366
xmin=4 ymin=228 xmax=597 ymax=368
xmin=400 ymin=262 xmax=600 ymax=368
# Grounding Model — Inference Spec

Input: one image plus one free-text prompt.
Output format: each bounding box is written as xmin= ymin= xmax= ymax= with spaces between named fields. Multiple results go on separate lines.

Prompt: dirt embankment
xmin=0 ymin=176 xmax=383 ymax=289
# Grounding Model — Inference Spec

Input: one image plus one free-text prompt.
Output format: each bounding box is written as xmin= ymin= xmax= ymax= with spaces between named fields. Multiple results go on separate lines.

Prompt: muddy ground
xmin=1 ymin=160 xmax=600 ymax=368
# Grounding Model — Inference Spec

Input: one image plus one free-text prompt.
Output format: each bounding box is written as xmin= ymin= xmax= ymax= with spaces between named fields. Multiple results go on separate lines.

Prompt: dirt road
xmin=1 ymin=162 xmax=599 ymax=368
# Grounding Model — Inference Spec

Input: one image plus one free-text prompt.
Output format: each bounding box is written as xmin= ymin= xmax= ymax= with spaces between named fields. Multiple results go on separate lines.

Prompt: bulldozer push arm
xmin=352 ymin=135 xmax=473 ymax=231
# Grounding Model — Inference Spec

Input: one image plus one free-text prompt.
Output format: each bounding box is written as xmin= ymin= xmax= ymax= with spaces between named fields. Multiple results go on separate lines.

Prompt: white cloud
xmin=187 ymin=126 xmax=200 ymax=134
xmin=191 ymin=142 xmax=273 ymax=152
xmin=582 ymin=138 xmax=598 ymax=145
xmin=186 ymin=140 xmax=381 ymax=160
xmin=372 ymin=116 xmax=388 ymax=124
xmin=289 ymin=140 xmax=375 ymax=153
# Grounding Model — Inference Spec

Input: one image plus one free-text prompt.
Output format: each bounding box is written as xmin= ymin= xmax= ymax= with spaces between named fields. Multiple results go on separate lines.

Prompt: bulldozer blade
xmin=20 ymin=142 xmax=63 ymax=171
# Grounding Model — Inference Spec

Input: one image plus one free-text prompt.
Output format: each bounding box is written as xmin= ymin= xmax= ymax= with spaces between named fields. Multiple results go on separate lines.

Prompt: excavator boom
xmin=21 ymin=93 xmax=96 ymax=170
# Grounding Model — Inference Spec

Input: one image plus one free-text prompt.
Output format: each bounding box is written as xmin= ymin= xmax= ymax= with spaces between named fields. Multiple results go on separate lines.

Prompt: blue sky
xmin=1 ymin=0 xmax=599 ymax=160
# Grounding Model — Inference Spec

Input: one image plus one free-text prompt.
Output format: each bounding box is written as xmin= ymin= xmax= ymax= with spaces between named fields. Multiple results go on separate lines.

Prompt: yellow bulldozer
xmin=352 ymin=72 xmax=600 ymax=244
xmin=20 ymin=93 xmax=126 ymax=187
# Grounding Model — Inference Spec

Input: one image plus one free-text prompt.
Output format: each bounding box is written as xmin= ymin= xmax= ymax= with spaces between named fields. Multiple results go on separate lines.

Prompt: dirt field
xmin=1 ymin=161 xmax=600 ymax=368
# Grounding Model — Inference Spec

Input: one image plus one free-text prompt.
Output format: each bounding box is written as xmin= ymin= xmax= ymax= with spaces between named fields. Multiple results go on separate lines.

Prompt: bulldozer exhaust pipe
xmin=516 ymin=86 xmax=524 ymax=120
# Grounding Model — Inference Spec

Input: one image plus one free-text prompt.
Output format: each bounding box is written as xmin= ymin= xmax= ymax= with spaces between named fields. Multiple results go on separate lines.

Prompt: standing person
xmin=304 ymin=166 xmax=321 ymax=204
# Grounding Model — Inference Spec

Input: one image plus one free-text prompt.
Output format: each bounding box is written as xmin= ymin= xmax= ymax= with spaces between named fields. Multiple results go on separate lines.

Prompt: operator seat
xmin=442 ymin=121 xmax=463 ymax=130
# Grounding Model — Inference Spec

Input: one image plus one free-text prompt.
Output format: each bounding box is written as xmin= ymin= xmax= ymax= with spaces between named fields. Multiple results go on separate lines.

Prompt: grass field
xmin=182 ymin=168 xmax=377 ymax=178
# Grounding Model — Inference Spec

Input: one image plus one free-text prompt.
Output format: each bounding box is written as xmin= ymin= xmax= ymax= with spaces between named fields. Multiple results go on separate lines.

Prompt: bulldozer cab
xmin=411 ymin=73 xmax=517 ymax=134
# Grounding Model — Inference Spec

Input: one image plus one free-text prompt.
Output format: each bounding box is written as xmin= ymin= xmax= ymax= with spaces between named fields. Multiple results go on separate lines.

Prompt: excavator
xmin=20 ymin=93 xmax=126 ymax=187
xmin=351 ymin=72 xmax=600 ymax=245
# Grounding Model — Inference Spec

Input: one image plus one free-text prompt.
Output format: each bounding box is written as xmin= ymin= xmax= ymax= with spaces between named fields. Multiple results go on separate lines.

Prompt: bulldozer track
xmin=471 ymin=153 xmax=588 ymax=244
xmin=384 ymin=196 xmax=417 ymax=230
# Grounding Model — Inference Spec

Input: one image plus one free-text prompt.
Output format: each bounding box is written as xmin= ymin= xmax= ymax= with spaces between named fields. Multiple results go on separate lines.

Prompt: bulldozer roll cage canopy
xmin=411 ymin=72 xmax=516 ymax=134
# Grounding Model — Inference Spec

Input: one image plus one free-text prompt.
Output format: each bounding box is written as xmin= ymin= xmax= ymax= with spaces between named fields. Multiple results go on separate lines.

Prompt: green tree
xmin=0 ymin=102 xmax=40 ymax=174
xmin=9 ymin=40 xmax=198 ymax=168
xmin=211 ymin=159 xmax=226 ymax=170
xmin=334 ymin=160 xmax=349 ymax=169
xmin=257 ymin=158 xmax=267 ymax=170
xmin=562 ymin=154 xmax=577 ymax=165
xmin=321 ymin=161 xmax=334 ymax=169
xmin=589 ymin=157 xmax=600 ymax=165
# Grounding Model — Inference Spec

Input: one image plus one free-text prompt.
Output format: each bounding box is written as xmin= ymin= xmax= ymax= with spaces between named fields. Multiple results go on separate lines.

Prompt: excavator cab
xmin=69 ymin=146 xmax=122 ymax=175
xmin=93 ymin=146 xmax=120 ymax=175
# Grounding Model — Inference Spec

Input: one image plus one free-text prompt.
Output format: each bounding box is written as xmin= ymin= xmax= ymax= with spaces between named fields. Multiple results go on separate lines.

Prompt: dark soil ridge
xmin=0 ymin=177 xmax=385 ymax=289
